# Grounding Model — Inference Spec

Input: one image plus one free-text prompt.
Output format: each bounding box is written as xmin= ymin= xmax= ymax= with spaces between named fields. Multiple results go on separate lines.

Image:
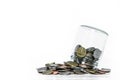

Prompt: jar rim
xmin=81 ymin=25 xmax=109 ymax=36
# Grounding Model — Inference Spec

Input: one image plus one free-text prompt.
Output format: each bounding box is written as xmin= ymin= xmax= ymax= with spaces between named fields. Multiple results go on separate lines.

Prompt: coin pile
xmin=37 ymin=44 xmax=111 ymax=75
xmin=73 ymin=44 xmax=102 ymax=68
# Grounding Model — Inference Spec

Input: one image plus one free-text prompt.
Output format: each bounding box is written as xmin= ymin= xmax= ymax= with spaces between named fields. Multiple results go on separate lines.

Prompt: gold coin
xmin=65 ymin=61 xmax=78 ymax=67
xmin=76 ymin=47 xmax=86 ymax=57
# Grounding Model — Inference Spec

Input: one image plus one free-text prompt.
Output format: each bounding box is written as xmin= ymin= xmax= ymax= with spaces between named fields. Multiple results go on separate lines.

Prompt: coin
xmin=52 ymin=71 xmax=59 ymax=75
xmin=57 ymin=65 xmax=67 ymax=69
xmin=74 ymin=56 xmax=83 ymax=64
xmin=75 ymin=47 xmax=86 ymax=57
xmin=45 ymin=62 xmax=56 ymax=66
xmin=79 ymin=64 xmax=87 ymax=68
xmin=49 ymin=63 xmax=58 ymax=67
xmin=42 ymin=70 xmax=53 ymax=75
xmin=86 ymin=53 xmax=93 ymax=57
xmin=37 ymin=67 xmax=47 ymax=73
xmin=45 ymin=63 xmax=50 ymax=67
xmin=75 ymin=44 xmax=81 ymax=51
xmin=101 ymin=68 xmax=111 ymax=73
xmin=49 ymin=66 xmax=57 ymax=70
xmin=73 ymin=66 xmax=87 ymax=74
xmin=86 ymin=47 xmax=95 ymax=53
xmin=86 ymin=69 xmax=96 ymax=74
xmin=59 ymin=71 xmax=74 ymax=75
xmin=73 ymin=69 xmax=85 ymax=74
xmin=80 ymin=68 xmax=88 ymax=73
xmin=57 ymin=69 xmax=68 ymax=72
xmin=93 ymin=49 xmax=102 ymax=59
xmin=96 ymin=70 xmax=106 ymax=74
xmin=64 ymin=61 xmax=78 ymax=67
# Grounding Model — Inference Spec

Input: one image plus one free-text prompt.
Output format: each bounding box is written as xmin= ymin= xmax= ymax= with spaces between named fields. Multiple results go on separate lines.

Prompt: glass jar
xmin=71 ymin=25 xmax=108 ymax=68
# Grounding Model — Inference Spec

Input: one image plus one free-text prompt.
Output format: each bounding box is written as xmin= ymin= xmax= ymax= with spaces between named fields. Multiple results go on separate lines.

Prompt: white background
xmin=0 ymin=0 xmax=120 ymax=80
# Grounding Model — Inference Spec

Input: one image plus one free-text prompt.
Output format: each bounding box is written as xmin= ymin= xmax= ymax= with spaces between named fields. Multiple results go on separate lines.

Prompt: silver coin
xmin=59 ymin=71 xmax=74 ymax=75
xmin=74 ymin=44 xmax=81 ymax=51
xmin=86 ymin=47 xmax=95 ymax=53
xmin=49 ymin=66 xmax=57 ymax=70
xmin=93 ymin=49 xmax=102 ymax=59
xmin=49 ymin=63 xmax=58 ymax=67
xmin=42 ymin=70 xmax=53 ymax=75
xmin=37 ymin=67 xmax=47 ymax=73
xmin=101 ymin=68 xmax=111 ymax=73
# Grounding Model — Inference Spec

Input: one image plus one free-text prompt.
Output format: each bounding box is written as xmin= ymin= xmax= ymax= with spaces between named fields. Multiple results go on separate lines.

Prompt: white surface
xmin=36 ymin=74 xmax=111 ymax=80
xmin=0 ymin=0 xmax=119 ymax=80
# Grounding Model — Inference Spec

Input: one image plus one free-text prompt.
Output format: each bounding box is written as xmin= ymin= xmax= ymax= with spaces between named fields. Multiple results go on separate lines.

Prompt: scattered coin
xmin=57 ymin=65 xmax=67 ymax=69
xmin=101 ymin=68 xmax=111 ymax=73
xmin=42 ymin=70 xmax=53 ymax=75
xmin=86 ymin=69 xmax=96 ymax=74
xmin=79 ymin=64 xmax=87 ymax=68
xmin=64 ymin=61 xmax=78 ymax=68
xmin=97 ymin=70 xmax=107 ymax=74
xmin=52 ymin=71 xmax=59 ymax=75
xmin=37 ymin=67 xmax=47 ymax=73
xmin=59 ymin=71 xmax=73 ymax=75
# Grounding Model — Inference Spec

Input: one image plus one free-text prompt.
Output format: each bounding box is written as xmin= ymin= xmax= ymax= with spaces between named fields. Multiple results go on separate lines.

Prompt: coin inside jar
xmin=75 ymin=47 xmax=86 ymax=58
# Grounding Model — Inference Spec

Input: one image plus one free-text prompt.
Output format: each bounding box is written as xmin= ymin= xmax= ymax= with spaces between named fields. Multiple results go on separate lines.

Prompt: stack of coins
xmin=37 ymin=44 xmax=110 ymax=75
xmin=73 ymin=44 xmax=102 ymax=68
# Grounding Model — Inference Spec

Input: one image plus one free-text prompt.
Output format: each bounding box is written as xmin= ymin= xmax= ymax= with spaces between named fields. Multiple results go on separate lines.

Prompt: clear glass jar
xmin=71 ymin=25 xmax=108 ymax=68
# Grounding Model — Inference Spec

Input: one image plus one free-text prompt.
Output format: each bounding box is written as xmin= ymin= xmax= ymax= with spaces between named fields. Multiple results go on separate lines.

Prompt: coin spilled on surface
xmin=37 ymin=44 xmax=111 ymax=75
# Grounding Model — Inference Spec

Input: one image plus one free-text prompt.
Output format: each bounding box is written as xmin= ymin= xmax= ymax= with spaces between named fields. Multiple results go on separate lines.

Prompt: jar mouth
xmin=81 ymin=25 xmax=109 ymax=36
